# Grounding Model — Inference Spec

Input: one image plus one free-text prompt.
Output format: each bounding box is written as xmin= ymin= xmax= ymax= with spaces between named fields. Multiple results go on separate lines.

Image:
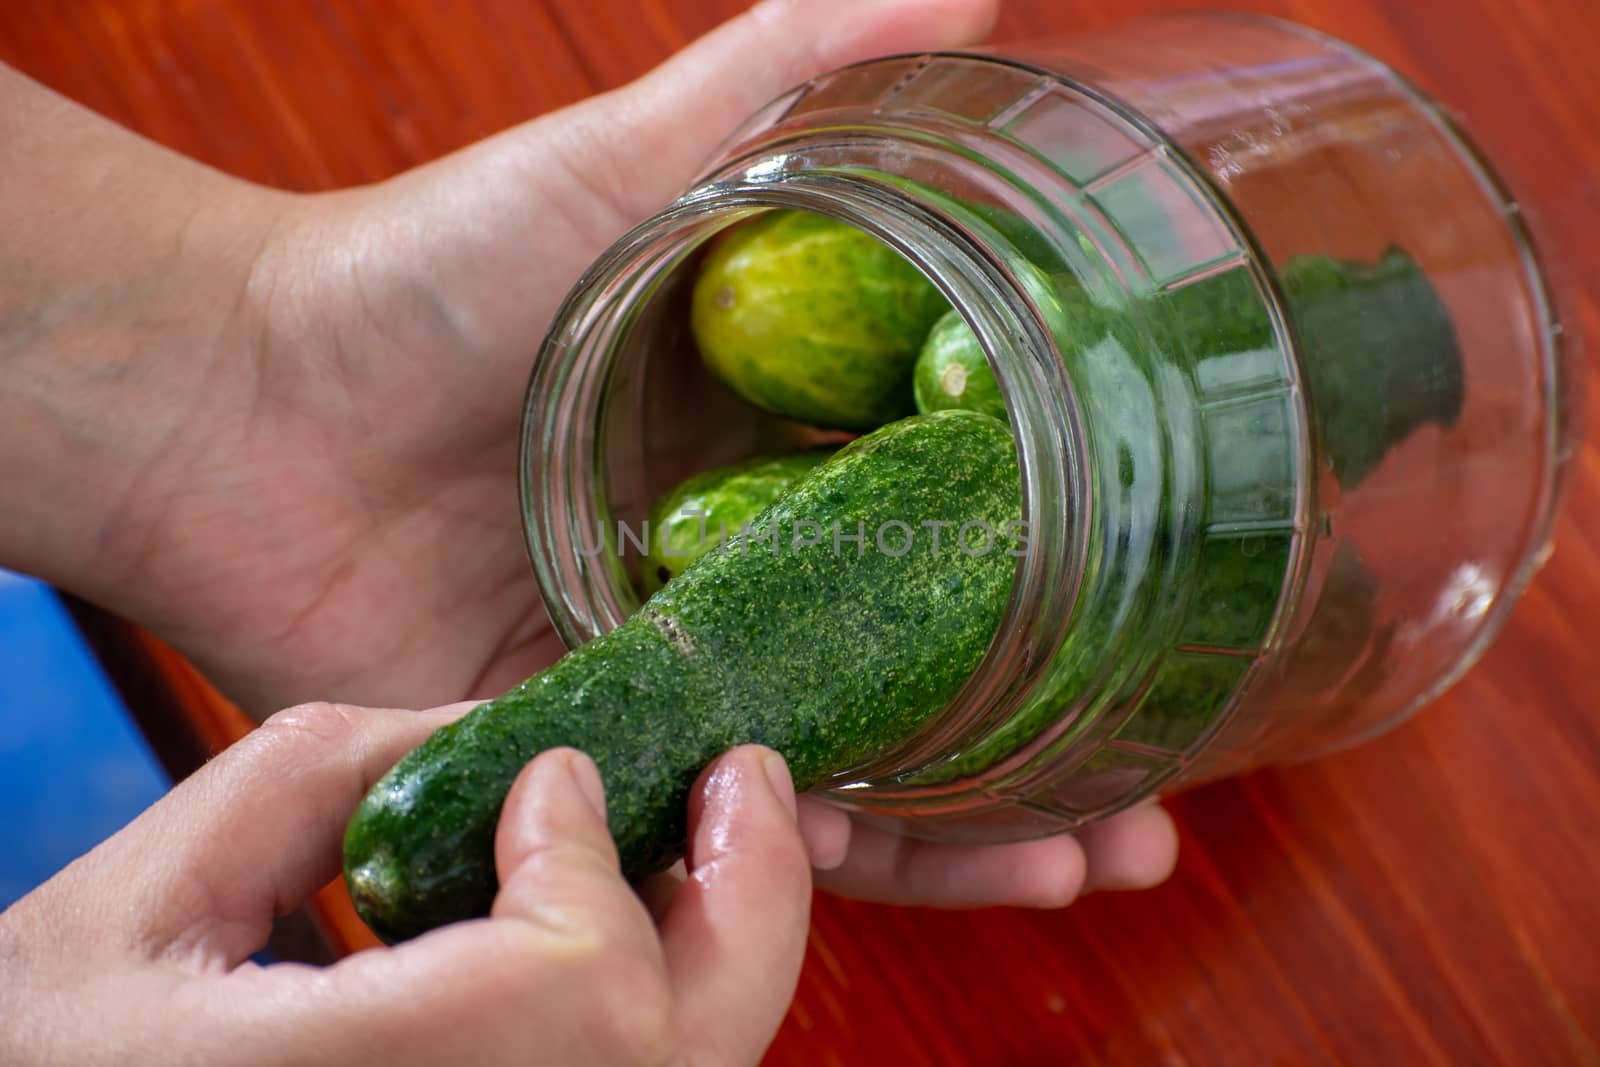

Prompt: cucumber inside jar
xmin=908 ymin=246 xmax=1464 ymax=493
xmin=897 ymin=251 xmax=1460 ymax=784
xmin=690 ymin=210 xmax=951 ymax=430
xmin=640 ymin=449 xmax=833 ymax=595
xmin=662 ymin=205 xmax=1462 ymax=793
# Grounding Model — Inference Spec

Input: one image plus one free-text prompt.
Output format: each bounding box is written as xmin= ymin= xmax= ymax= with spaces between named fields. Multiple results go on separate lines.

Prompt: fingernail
xmin=761 ymin=751 xmax=799 ymax=819
xmin=565 ymin=751 xmax=607 ymax=820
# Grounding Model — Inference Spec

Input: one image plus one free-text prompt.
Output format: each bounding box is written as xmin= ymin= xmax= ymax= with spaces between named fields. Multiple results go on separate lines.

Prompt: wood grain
xmin=4 ymin=2 xmax=1596 ymax=1063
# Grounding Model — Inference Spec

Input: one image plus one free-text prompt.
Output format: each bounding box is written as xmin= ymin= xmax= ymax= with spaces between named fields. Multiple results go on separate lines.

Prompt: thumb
xmin=347 ymin=0 xmax=996 ymax=411
xmin=587 ymin=0 xmax=1001 ymax=211
xmin=73 ymin=701 xmax=474 ymax=967
xmin=431 ymin=0 xmax=998 ymax=255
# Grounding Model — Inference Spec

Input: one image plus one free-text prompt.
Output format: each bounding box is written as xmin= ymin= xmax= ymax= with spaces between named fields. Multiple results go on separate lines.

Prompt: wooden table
xmin=7 ymin=1 xmax=1597 ymax=1063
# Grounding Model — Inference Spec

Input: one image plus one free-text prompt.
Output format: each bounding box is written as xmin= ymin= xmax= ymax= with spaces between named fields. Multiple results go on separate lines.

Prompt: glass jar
xmin=520 ymin=14 xmax=1576 ymax=842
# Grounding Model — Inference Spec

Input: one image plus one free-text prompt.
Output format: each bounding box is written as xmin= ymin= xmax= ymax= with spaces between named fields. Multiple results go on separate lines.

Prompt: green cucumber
xmin=344 ymin=411 xmax=1022 ymax=942
xmin=913 ymin=260 xmax=1078 ymax=423
xmin=919 ymin=249 xmax=1456 ymax=782
xmin=1284 ymin=247 xmax=1464 ymax=486
xmin=640 ymin=449 xmax=832 ymax=595
xmin=914 ymin=249 xmax=1462 ymax=490
xmin=914 ymin=307 xmax=1007 ymax=419
xmin=691 ymin=210 xmax=950 ymax=430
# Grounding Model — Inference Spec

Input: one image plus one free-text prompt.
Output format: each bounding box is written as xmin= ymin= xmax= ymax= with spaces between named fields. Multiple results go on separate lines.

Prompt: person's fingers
xmin=644 ymin=792 xmax=852 ymax=915
xmin=661 ymin=747 xmax=813 ymax=1067
xmin=528 ymin=0 xmax=1000 ymax=225
xmin=1078 ymin=800 xmax=1181 ymax=893
xmin=251 ymin=749 xmax=806 ymax=1067
xmin=488 ymin=749 xmax=663 ymax=964
xmin=207 ymin=749 xmax=678 ymax=1067
xmin=796 ymin=795 xmax=852 ymax=871
xmin=377 ymin=0 xmax=997 ymax=366
xmin=636 ymin=860 xmax=689 ymax=925
xmin=815 ymin=821 xmax=1090 ymax=908
xmin=594 ymin=0 xmax=1002 ymax=210
xmin=80 ymin=700 xmax=473 ymax=966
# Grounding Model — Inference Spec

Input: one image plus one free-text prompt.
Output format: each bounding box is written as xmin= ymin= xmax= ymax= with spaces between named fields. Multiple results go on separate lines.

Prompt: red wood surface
xmin=5 ymin=2 xmax=1597 ymax=1064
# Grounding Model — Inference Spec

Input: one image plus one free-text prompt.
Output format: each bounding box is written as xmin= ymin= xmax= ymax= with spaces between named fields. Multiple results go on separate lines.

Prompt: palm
xmin=129 ymin=60 xmax=769 ymax=714
xmin=123 ymin=40 xmax=807 ymax=715
xmin=133 ymin=189 xmax=604 ymax=715
xmin=129 ymin=0 xmax=1032 ymax=717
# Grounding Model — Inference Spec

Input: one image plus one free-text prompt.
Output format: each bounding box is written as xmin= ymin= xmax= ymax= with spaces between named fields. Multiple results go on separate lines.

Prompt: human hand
xmin=0 ymin=702 xmax=812 ymax=1066
xmin=1 ymin=0 xmax=1178 ymax=911
xmin=48 ymin=0 xmax=1009 ymax=719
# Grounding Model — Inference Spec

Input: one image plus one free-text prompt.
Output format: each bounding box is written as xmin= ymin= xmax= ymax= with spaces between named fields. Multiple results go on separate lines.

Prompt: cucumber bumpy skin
xmin=343 ymin=411 xmax=1022 ymax=943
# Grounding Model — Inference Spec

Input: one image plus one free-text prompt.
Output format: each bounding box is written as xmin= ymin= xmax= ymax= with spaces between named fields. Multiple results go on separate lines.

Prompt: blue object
xmin=0 ymin=571 xmax=170 ymax=907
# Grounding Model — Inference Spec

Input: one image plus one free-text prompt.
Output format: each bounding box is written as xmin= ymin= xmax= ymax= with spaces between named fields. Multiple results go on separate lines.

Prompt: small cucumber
xmin=913 ymin=261 xmax=1078 ymax=423
xmin=641 ymin=449 xmax=831 ymax=595
xmin=344 ymin=411 xmax=1021 ymax=942
xmin=914 ymin=308 xmax=1008 ymax=420
xmin=691 ymin=211 xmax=950 ymax=429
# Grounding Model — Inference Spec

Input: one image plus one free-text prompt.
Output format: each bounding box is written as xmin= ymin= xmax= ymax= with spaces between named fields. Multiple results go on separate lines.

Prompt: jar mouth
xmin=521 ymin=161 xmax=1094 ymax=791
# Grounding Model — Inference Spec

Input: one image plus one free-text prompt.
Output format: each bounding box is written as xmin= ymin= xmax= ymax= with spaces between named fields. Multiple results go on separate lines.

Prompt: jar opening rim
xmin=520 ymin=165 xmax=1095 ymax=786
